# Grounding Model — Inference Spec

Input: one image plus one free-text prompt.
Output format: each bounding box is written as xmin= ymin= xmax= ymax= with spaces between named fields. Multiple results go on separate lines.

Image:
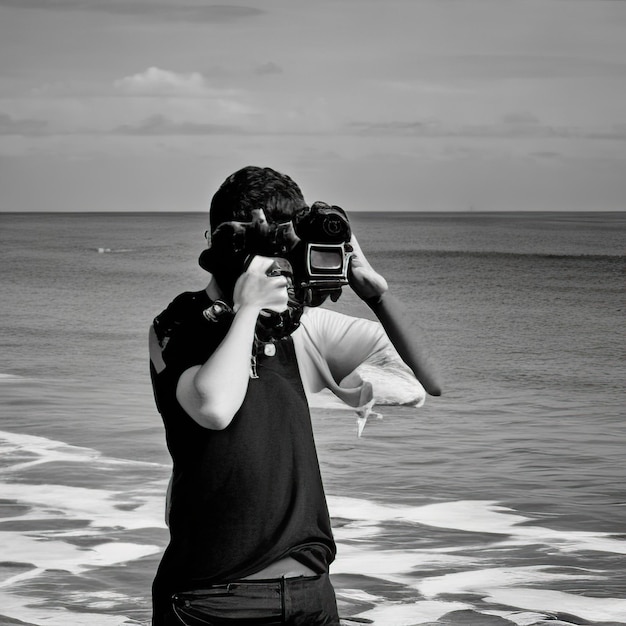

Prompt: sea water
xmin=0 ymin=211 xmax=624 ymax=625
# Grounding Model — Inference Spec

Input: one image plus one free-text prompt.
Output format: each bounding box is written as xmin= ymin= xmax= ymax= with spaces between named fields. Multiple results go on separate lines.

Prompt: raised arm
xmin=348 ymin=235 xmax=443 ymax=396
xmin=176 ymin=257 xmax=289 ymax=429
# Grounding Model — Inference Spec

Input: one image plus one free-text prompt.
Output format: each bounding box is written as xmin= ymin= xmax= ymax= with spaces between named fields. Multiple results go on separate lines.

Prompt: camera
xmin=291 ymin=202 xmax=352 ymax=304
xmin=200 ymin=202 xmax=352 ymax=306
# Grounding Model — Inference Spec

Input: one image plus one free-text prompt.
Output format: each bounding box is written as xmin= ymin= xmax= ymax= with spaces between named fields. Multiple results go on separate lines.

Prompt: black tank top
xmin=151 ymin=291 xmax=336 ymax=600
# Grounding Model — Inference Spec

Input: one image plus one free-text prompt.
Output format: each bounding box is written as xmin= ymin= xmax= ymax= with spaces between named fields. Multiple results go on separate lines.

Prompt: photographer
xmin=149 ymin=166 xmax=442 ymax=626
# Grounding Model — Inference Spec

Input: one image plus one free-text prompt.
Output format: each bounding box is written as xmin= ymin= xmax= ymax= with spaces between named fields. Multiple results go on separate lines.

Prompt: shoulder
xmin=300 ymin=306 xmax=379 ymax=337
xmin=296 ymin=307 xmax=386 ymax=362
xmin=301 ymin=305 xmax=361 ymax=329
xmin=153 ymin=290 xmax=211 ymax=344
xmin=151 ymin=290 xmax=220 ymax=377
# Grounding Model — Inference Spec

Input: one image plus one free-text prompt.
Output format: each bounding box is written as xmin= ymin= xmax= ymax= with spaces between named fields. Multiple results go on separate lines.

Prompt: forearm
xmin=177 ymin=305 xmax=259 ymax=428
xmin=366 ymin=292 xmax=443 ymax=396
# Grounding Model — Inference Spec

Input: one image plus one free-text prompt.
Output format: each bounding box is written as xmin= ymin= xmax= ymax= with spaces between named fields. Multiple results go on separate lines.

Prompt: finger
xmin=267 ymin=276 xmax=289 ymax=295
xmin=262 ymin=292 xmax=289 ymax=313
xmin=348 ymin=252 xmax=364 ymax=269
xmin=266 ymin=274 xmax=289 ymax=288
xmin=348 ymin=235 xmax=368 ymax=260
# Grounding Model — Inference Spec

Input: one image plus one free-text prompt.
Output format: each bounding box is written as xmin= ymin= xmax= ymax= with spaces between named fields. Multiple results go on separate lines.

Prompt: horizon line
xmin=1 ymin=209 xmax=625 ymax=216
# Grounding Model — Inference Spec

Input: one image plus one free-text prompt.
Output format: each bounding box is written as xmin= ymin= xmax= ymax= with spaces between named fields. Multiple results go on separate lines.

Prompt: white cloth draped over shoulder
xmin=292 ymin=307 xmax=426 ymax=434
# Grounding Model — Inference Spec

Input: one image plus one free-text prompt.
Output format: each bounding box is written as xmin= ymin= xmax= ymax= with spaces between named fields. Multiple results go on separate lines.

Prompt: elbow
xmin=421 ymin=371 xmax=443 ymax=397
xmin=177 ymin=388 xmax=236 ymax=430
xmin=427 ymin=385 xmax=443 ymax=397
xmin=193 ymin=401 xmax=236 ymax=430
xmin=176 ymin=367 xmax=238 ymax=430
xmin=425 ymin=377 xmax=443 ymax=397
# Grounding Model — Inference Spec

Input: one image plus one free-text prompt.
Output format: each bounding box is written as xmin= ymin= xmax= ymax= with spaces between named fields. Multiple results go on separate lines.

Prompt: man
xmin=149 ymin=166 xmax=442 ymax=625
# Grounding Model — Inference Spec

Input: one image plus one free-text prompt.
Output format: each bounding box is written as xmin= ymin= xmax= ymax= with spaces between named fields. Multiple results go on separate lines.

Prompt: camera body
xmin=292 ymin=202 xmax=352 ymax=302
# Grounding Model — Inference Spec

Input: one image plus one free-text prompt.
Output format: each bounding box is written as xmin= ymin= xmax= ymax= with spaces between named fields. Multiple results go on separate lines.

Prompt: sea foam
xmin=328 ymin=496 xmax=626 ymax=624
xmin=328 ymin=496 xmax=626 ymax=555
xmin=416 ymin=565 xmax=599 ymax=597
xmin=484 ymin=588 xmax=626 ymax=622
xmin=0 ymin=590 xmax=143 ymax=626
xmin=356 ymin=600 xmax=473 ymax=625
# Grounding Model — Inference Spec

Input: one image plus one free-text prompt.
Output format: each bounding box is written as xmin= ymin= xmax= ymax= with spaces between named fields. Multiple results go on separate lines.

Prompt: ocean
xmin=0 ymin=211 xmax=624 ymax=625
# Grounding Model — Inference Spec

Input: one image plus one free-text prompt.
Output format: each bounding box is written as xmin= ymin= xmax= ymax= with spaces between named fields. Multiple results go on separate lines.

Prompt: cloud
xmin=0 ymin=0 xmax=86 ymax=9
xmin=114 ymin=67 xmax=212 ymax=97
xmin=0 ymin=67 xmax=256 ymax=135
xmin=531 ymin=151 xmax=563 ymax=160
xmin=502 ymin=112 xmax=542 ymax=126
xmin=0 ymin=112 xmax=48 ymax=135
xmin=109 ymin=67 xmax=256 ymax=128
xmin=254 ymin=62 xmax=283 ymax=76
xmin=112 ymin=114 xmax=243 ymax=135
xmin=0 ymin=1 xmax=265 ymax=22
xmin=348 ymin=119 xmax=626 ymax=141
xmin=416 ymin=54 xmax=626 ymax=82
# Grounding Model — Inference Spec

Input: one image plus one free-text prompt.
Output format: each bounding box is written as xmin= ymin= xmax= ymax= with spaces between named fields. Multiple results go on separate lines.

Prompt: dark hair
xmin=209 ymin=166 xmax=306 ymax=230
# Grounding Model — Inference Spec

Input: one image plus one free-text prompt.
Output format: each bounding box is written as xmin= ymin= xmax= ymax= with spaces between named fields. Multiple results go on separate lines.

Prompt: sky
xmin=0 ymin=0 xmax=625 ymax=212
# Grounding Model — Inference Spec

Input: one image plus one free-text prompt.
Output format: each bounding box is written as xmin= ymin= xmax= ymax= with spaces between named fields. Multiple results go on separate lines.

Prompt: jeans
xmin=160 ymin=574 xmax=340 ymax=626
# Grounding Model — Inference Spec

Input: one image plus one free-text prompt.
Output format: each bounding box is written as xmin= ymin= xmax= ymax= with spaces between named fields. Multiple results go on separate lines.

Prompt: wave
xmin=328 ymin=496 xmax=626 ymax=555
xmin=485 ymin=588 xmax=626 ymax=624
xmin=0 ymin=528 xmax=160 ymax=576
xmin=0 ymin=429 xmax=167 ymax=562
xmin=2 ymin=426 xmax=625 ymax=625
xmin=0 ymin=373 xmax=29 ymax=383
xmin=1 ymin=486 xmax=625 ymax=625
xmin=0 ymin=428 xmax=167 ymax=624
xmin=348 ymin=592 xmax=626 ymax=625
xmin=329 ymin=496 xmax=626 ymax=624
xmin=0 ymin=429 xmax=168 ymax=625
xmin=93 ymin=247 xmax=135 ymax=254
xmin=385 ymin=248 xmax=625 ymax=262
xmin=0 ymin=589 xmax=142 ymax=626
xmin=1 ymin=479 xmax=166 ymax=532
xmin=0 ymin=429 xmax=166 ymax=473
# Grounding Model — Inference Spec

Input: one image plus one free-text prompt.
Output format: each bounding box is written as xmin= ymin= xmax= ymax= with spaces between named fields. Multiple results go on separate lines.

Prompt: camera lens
xmin=323 ymin=215 xmax=344 ymax=237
